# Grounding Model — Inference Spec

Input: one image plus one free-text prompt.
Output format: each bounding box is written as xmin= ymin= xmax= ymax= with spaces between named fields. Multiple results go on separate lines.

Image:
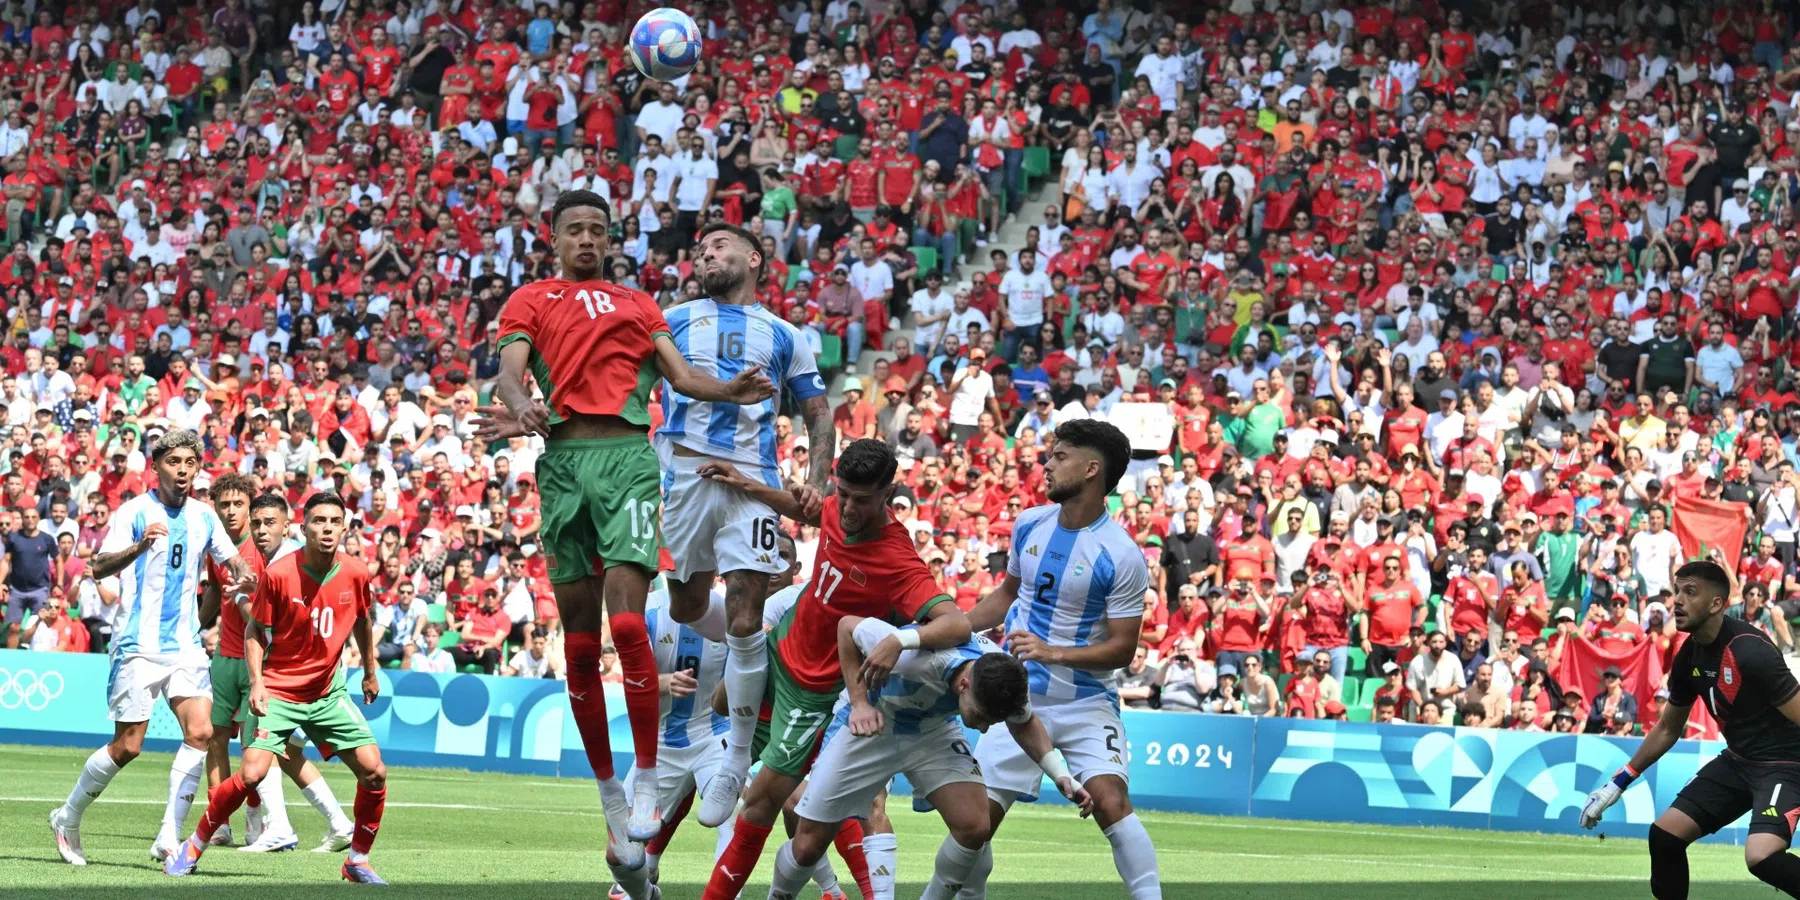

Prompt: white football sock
xmin=1103 ymin=813 xmax=1162 ymax=900
xmin=256 ymin=772 xmax=293 ymax=834
xmin=921 ymin=837 xmax=983 ymax=900
xmin=768 ymin=840 xmax=812 ymax=899
xmin=811 ymin=852 xmax=841 ymax=892
xmin=164 ymin=743 xmax=207 ymax=832
xmin=301 ymin=777 xmax=352 ymax=832
xmin=863 ymin=832 xmax=898 ymax=900
xmin=610 ymin=856 xmax=654 ymax=900
xmin=723 ymin=632 xmax=767 ymax=771
xmin=63 ymin=746 xmax=122 ymax=821
xmin=954 ymin=842 xmax=992 ymax=900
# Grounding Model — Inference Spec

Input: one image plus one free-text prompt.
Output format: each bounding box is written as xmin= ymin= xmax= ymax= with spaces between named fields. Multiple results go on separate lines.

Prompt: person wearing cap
xmin=833 ymin=376 xmax=878 ymax=439
xmin=1584 ymin=663 xmax=1640 ymax=734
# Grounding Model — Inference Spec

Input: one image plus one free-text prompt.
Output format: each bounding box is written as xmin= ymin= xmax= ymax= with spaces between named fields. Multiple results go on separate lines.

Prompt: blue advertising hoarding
xmin=0 ymin=650 xmax=1741 ymax=843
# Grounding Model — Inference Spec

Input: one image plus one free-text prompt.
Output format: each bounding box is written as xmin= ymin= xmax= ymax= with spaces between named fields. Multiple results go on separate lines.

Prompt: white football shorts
xmin=974 ymin=696 xmax=1129 ymax=802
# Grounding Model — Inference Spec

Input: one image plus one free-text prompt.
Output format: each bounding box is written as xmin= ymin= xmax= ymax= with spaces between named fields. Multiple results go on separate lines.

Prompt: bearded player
xmin=199 ymin=479 xmax=353 ymax=853
xmin=477 ymin=189 xmax=774 ymax=854
xmin=694 ymin=439 xmax=973 ymax=900
xmin=658 ymin=222 xmax=837 ymax=830
xmin=1581 ymin=559 xmax=1800 ymax=898
xmin=164 ymin=492 xmax=390 ymax=884
xmin=954 ymin=419 xmax=1161 ymax=900
xmin=48 ymin=428 xmax=255 ymax=866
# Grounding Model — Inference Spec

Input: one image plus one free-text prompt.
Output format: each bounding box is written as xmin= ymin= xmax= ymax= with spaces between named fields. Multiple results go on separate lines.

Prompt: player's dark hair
xmin=835 ymin=439 xmax=898 ymax=489
xmin=551 ymin=189 xmax=612 ymax=229
xmin=698 ymin=221 xmax=766 ymax=285
xmin=210 ymin=472 xmax=257 ymax=502
xmin=969 ymin=653 xmax=1029 ymax=722
xmin=303 ymin=491 xmax=347 ymax=518
xmin=250 ymin=493 xmax=289 ymax=516
xmin=1054 ymin=419 xmax=1132 ymax=494
xmin=1675 ymin=559 xmax=1732 ymax=598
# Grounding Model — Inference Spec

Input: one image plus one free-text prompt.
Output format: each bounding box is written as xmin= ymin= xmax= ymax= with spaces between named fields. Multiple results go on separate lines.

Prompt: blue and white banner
xmin=0 ymin=651 xmax=1738 ymax=843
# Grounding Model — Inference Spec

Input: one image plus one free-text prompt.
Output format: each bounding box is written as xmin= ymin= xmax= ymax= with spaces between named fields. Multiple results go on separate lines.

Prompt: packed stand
xmin=0 ymin=0 xmax=1793 ymax=737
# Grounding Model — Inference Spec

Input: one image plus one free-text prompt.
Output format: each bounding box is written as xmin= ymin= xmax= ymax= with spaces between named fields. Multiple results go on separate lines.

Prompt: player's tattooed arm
xmin=965 ymin=573 xmax=1021 ymax=634
xmin=837 ymin=615 xmax=885 ymax=736
xmin=90 ymin=520 xmax=169 ymax=580
xmin=652 ymin=334 xmax=775 ymax=405
xmin=800 ymin=394 xmax=835 ymax=493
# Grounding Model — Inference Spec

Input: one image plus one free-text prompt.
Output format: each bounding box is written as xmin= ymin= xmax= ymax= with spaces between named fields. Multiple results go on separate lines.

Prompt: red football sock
xmin=564 ymin=630 xmax=615 ymax=780
xmin=835 ymin=818 xmax=873 ymax=898
xmin=645 ymin=790 xmax=694 ymax=855
xmin=609 ymin=611 xmax=659 ymax=770
xmin=196 ymin=773 xmax=251 ymax=844
xmin=350 ymin=785 xmax=386 ymax=855
xmin=701 ymin=816 xmax=773 ymax=900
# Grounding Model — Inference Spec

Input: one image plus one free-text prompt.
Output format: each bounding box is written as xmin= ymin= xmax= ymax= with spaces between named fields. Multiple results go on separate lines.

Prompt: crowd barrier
xmin=0 ymin=651 xmax=1740 ymax=844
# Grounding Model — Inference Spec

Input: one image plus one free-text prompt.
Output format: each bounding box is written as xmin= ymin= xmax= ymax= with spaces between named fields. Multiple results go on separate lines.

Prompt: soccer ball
xmin=629 ymin=7 xmax=702 ymax=82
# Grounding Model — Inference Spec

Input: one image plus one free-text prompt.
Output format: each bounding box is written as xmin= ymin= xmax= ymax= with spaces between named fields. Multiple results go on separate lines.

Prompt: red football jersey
xmin=775 ymin=496 xmax=950 ymax=691
xmin=251 ymin=552 xmax=373 ymax=703
xmin=206 ymin=534 xmax=269 ymax=660
xmin=497 ymin=280 xmax=672 ymax=428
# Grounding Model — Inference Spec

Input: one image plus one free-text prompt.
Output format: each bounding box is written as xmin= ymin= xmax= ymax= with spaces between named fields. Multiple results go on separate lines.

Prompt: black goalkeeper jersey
xmin=1669 ymin=616 xmax=1800 ymax=763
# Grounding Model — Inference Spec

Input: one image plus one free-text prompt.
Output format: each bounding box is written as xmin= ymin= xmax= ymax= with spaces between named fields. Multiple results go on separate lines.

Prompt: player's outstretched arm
xmin=1010 ymin=614 xmax=1144 ymax=673
xmin=966 ymin=574 xmax=1020 ymax=634
xmin=697 ymin=460 xmax=821 ymax=526
xmin=1580 ymin=697 xmax=1691 ymax=829
xmin=1004 ymin=711 xmax=1093 ymax=817
xmin=653 ymin=334 xmax=775 ymax=405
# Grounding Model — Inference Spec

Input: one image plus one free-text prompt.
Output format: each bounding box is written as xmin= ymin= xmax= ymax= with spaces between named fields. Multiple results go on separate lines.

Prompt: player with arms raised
xmin=198 ymin=478 xmax=353 ymax=853
xmin=477 ymin=189 xmax=773 ymax=853
xmin=658 ymin=222 xmax=838 ymax=830
xmin=1581 ymin=558 xmax=1800 ymax=897
xmin=693 ymin=439 xmax=973 ymax=900
xmin=48 ymin=428 xmax=255 ymax=866
xmin=954 ymin=419 xmax=1163 ymax=900
xmin=164 ymin=492 xmax=391 ymax=884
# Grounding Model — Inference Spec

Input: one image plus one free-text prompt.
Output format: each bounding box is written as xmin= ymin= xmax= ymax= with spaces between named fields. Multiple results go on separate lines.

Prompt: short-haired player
xmin=476 ymin=191 xmax=774 ymax=853
xmin=49 ymin=429 xmax=255 ymax=866
xmin=954 ymin=419 xmax=1163 ymax=899
xmin=163 ymin=493 xmax=390 ymax=885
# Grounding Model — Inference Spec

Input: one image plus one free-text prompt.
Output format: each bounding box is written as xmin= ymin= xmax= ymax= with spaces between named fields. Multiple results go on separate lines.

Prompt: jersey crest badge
xmin=849 ymin=566 xmax=867 ymax=585
xmin=1073 ymin=564 xmax=1086 ymax=578
xmin=1724 ymin=666 xmax=1735 ymax=686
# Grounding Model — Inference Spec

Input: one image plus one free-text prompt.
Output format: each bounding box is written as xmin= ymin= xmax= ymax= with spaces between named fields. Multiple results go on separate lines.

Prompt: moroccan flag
xmin=1672 ymin=494 xmax=1751 ymax=572
xmin=1554 ymin=636 xmax=1664 ymax=723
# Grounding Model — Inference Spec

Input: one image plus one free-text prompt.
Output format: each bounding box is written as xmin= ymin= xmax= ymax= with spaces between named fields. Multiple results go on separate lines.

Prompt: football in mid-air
xmin=629 ymin=7 xmax=702 ymax=82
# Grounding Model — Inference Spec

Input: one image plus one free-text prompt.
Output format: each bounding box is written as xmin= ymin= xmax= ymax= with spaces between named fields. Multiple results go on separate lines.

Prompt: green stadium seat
xmin=1361 ymin=676 xmax=1386 ymax=706
xmin=785 ymin=267 xmax=802 ymax=290
xmin=910 ymin=246 xmax=938 ymax=275
xmin=1276 ymin=673 xmax=1293 ymax=695
xmin=1105 ymin=495 xmax=1123 ymax=516
xmin=426 ymin=602 xmax=447 ymax=626
xmin=819 ymin=334 xmax=842 ymax=372
xmin=1346 ymin=645 xmax=1368 ymax=677
xmin=1023 ymin=146 xmax=1051 ymax=180
xmin=1347 ymin=706 xmax=1373 ymax=723
xmin=834 ymin=135 xmax=860 ymax=162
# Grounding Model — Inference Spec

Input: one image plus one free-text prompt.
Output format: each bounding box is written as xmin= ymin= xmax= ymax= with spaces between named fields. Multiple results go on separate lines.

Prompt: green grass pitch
xmin=0 ymin=743 xmax=1774 ymax=898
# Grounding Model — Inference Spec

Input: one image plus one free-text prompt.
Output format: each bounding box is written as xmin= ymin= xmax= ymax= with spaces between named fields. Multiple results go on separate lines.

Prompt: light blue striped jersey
xmin=655 ymin=299 xmax=826 ymax=478
xmin=645 ymin=587 xmax=729 ymax=749
xmin=1004 ymin=503 xmax=1150 ymax=705
xmin=831 ymin=620 xmax=1002 ymax=735
xmin=102 ymin=492 xmax=238 ymax=662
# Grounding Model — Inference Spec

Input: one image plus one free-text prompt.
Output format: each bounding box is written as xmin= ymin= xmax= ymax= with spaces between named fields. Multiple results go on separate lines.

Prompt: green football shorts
xmin=757 ymin=649 xmax=838 ymax=778
xmin=536 ymin=436 xmax=663 ymax=583
xmin=244 ymin=683 xmax=376 ymax=758
xmin=210 ymin=655 xmax=249 ymax=729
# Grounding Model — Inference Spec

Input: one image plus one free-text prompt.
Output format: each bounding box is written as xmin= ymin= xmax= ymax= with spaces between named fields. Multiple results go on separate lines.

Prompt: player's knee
xmin=1649 ymin=823 xmax=1691 ymax=858
xmin=109 ymin=742 xmax=142 ymax=766
xmin=359 ymin=763 xmax=387 ymax=791
xmin=947 ymin=820 xmax=991 ymax=850
xmin=789 ymin=826 xmax=831 ymax=866
xmin=185 ymin=723 xmax=214 ymax=749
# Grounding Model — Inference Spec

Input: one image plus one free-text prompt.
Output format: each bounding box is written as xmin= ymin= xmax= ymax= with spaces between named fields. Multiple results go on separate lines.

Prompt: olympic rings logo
xmin=0 ymin=668 xmax=66 ymax=711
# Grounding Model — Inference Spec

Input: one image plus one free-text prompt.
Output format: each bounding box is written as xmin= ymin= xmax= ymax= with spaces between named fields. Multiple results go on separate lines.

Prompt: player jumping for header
xmin=164 ymin=492 xmax=390 ymax=884
xmin=1581 ymin=558 xmax=1800 ymax=898
xmin=954 ymin=419 xmax=1162 ymax=899
xmin=693 ymin=439 xmax=974 ymax=900
xmin=199 ymin=476 xmax=354 ymax=853
xmin=656 ymin=222 xmax=837 ymax=830
xmin=476 ymin=189 xmax=774 ymax=857
xmin=49 ymin=428 xmax=255 ymax=866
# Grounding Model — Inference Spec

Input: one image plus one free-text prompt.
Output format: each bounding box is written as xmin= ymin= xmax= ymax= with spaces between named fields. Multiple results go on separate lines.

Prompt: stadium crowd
xmin=3 ymin=0 xmax=1800 ymax=735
